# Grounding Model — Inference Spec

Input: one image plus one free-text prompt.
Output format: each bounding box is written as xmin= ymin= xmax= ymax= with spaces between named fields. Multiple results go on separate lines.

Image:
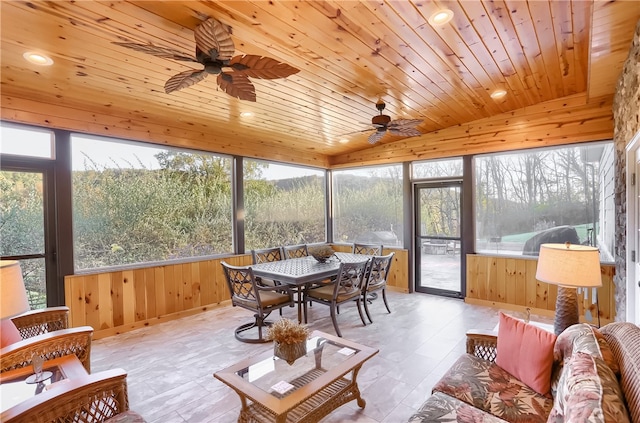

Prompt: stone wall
xmin=612 ymin=19 xmax=640 ymax=321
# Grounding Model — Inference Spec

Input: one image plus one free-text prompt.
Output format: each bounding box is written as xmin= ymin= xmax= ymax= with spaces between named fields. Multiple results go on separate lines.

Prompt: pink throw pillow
xmin=496 ymin=312 xmax=557 ymax=395
xmin=0 ymin=319 xmax=23 ymax=348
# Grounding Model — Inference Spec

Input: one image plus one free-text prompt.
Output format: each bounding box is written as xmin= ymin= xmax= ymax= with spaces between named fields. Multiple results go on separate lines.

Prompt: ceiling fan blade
xmin=368 ymin=130 xmax=386 ymax=144
xmin=229 ymin=55 xmax=300 ymax=79
xmin=194 ymin=18 xmax=235 ymax=61
xmin=388 ymin=127 xmax=422 ymax=137
xmin=113 ymin=43 xmax=196 ymax=62
xmin=388 ymin=119 xmax=423 ymax=129
xmin=164 ymin=69 xmax=208 ymax=94
xmin=217 ymin=72 xmax=256 ymax=102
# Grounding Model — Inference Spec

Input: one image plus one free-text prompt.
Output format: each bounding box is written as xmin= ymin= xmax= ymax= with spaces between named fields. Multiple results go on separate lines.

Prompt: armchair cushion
xmin=234 ymin=290 xmax=291 ymax=308
xmin=1 ymin=319 xmax=22 ymax=348
xmin=547 ymin=352 xmax=630 ymax=423
xmin=409 ymin=391 xmax=508 ymax=423
xmin=306 ymin=284 xmax=360 ymax=302
xmin=496 ymin=312 xmax=556 ymax=395
xmin=433 ymin=353 xmax=553 ymax=423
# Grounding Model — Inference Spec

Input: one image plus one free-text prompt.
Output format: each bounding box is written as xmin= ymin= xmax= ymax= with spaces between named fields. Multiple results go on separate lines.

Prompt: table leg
xmin=296 ymin=287 xmax=304 ymax=323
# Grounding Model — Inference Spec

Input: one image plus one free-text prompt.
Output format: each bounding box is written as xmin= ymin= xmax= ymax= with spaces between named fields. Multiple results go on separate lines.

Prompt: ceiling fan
xmin=366 ymin=99 xmax=423 ymax=144
xmin=113 ymin=18 xmax=299 ymax=102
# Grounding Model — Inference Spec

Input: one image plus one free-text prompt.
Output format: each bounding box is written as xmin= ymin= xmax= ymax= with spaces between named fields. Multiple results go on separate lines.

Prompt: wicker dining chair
xmin=221 ymin=261 xmax=294 ymax=343
xmin=362 ymin=253 xmax=394 ymax=323
xmin=352 ymin=243 xmax=383 ymax=256
xmin=303 ymin=260 xmax=369 ymax=337
xmin=1 ymin=368 xmax=146 ymax=423
xmin=283 ymin=244 xmax=308 ymax=259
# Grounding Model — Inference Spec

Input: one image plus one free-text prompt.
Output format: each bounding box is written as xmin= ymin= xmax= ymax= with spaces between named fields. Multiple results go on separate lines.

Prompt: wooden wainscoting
xmin=64 ymin=248 xmax=409 ymax=339
xmin=466 ymin=254 xmax=616 ymax=324
xmin=64 ymin=255 xmax=251 ymax=339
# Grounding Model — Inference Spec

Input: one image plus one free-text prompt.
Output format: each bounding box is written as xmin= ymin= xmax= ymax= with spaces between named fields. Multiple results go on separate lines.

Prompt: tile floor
xmin=91 ymin=292 xmax=540 ymax=422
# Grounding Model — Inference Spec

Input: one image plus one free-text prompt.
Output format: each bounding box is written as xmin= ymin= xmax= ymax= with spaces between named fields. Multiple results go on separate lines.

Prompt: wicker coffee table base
xmin=237 ymin=368 xmax=366 ymax=423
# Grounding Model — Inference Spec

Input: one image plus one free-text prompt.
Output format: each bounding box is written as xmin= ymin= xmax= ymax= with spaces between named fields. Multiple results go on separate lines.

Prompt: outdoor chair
xmin=283 ymin=244 xmax=308 ymax=259
xmin=1 ymin=368 xmax=146 ymax=422
xmin=1 ymin=306 xmax=93 ymax=374
xmin=10 ymin=306 xmax=70 ymax=338
xmin=352 ymin=243 xmax=383 ymax=304
xmin=252 ymin=247 xmax=284 ymax=265
xmin=303 ymin=260 xmax=369 ymax=337
xmin=220 ymin=261 xmax=294 ymax=343
xmin=352 ymin=243 xmax=383 ymax=255
xmin=251 ymin=247 xmax=284 ymax=286
xmin=362 ymin=253 xmax=394 ymax=323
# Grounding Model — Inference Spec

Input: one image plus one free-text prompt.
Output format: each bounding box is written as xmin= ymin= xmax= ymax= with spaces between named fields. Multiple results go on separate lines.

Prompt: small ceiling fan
xmin=113 ymin=18 xmax=299 ymax=102
xmin=366 ymin=99 xmax=423 ymax=144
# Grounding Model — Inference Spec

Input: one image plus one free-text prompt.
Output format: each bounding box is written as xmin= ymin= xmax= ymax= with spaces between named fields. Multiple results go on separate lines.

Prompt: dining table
xmin=251 ymin=252 xmax=371 ymax=323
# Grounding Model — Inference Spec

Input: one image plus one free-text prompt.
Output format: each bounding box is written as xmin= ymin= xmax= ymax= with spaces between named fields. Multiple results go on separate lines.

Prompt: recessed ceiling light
xmin=338 ymin=138 xmax=349 ymax=144
xmin=490 ymin=89 xmax=507 ymax=99
xmin=240 ymin=111 xmax=254 ymax=117
xmin=23 ymin=51 xmax=53 ymax=66
xmin=428 ymin=9 xmax=454 ymax=26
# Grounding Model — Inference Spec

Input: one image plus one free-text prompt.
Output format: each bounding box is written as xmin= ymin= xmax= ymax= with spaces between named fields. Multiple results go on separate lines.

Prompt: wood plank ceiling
xmin=1 ymin=1 xmax=639 ymax=168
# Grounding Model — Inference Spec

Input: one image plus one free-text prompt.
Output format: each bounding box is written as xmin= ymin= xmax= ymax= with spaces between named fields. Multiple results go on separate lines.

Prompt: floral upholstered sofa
xmin=409 ymin=314 xmax=640 ymax=423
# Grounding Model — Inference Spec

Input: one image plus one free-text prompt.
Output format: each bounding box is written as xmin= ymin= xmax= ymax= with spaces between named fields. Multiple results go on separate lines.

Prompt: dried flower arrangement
xmin=308 ymin=245 xmax=335 ymax=262
xmin=266 ymin=318 xmax=310 ymax=345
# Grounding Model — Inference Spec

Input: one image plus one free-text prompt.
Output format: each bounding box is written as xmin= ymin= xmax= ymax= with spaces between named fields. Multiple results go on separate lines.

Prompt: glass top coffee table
xmin=214 ymin=330 xmax=378 ymax=423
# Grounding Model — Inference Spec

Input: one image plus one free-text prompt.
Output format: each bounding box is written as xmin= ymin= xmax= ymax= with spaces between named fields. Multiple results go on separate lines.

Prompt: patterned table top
xmin=251 ymin=252 xmax=369 ymax=286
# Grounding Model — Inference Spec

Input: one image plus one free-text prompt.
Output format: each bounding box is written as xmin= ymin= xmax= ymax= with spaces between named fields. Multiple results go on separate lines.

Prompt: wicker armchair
xmin=465 ymin=329 xmax=498 ymax=362
xmin=0 ymin=368 xmax=145 ymax=423
xmin=1 ymin=326 xmax=93 ymax=374
xmin=11 ymin=306 xmax=70 ymax=338
xmin=2 ymin=306 xmax=92 ymax=374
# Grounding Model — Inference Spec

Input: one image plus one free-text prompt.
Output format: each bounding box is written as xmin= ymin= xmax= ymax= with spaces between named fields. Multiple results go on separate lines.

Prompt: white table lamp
xmin=535 ymin=243 xmax=602 ymax=335
xmin=1 ymin=260 xmax=30 ymax=319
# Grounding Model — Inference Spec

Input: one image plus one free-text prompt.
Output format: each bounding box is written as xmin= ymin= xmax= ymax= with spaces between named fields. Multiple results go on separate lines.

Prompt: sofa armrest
xmin=466 ymin=329 xmax=498 ymax=362
xmin=1 ymin=369 xmax=132 ymax=423
xmin=11 ymin=307 xmax=70 ymax=339
xmin=0 ymin=326 xmax=93 ymax=374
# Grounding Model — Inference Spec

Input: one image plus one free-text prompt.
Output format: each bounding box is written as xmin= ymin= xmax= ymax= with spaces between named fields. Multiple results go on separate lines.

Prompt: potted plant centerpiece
xmin=308 ymin=245 xmax=335 ymax=263
xmin=266 ymin=318 xmax=310 ymax=365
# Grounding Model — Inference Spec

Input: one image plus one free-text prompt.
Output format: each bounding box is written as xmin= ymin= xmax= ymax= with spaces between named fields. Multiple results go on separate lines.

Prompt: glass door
xmin=414 ymin=181 xmax=462 ymax=297
xmin=0 ymin=169 xmax=54 ymax=308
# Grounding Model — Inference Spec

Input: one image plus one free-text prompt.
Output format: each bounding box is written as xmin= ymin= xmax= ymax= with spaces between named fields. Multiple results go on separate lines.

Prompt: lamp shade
xmin=0 ymin=260 xmax=30 ymax=319
xmin=535 ymin=243 xmax=602 ymax=288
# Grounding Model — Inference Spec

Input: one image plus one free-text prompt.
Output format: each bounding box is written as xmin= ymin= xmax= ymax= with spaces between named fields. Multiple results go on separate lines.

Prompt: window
xmin=244 ymin=160 xmax=325 ymax=249
xmin=71 ymin=135 xmax=233 ymax=270
xmin=333 ymin=165 xmax=403 ymax=247
xmin=474 ymin=142 xmax=614 ymax=261
xmin=1 ymin=123 xmax=54 ymax=159
xmin=412 ymin=158 xmax=463 ymax=179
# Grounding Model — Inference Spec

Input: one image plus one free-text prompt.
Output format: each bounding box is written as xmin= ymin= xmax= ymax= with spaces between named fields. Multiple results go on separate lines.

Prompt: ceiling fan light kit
xmin=114 ymin=18 xmax=299 ymax=102
xmin=366 ymin=100 xmax=423 ymax=144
